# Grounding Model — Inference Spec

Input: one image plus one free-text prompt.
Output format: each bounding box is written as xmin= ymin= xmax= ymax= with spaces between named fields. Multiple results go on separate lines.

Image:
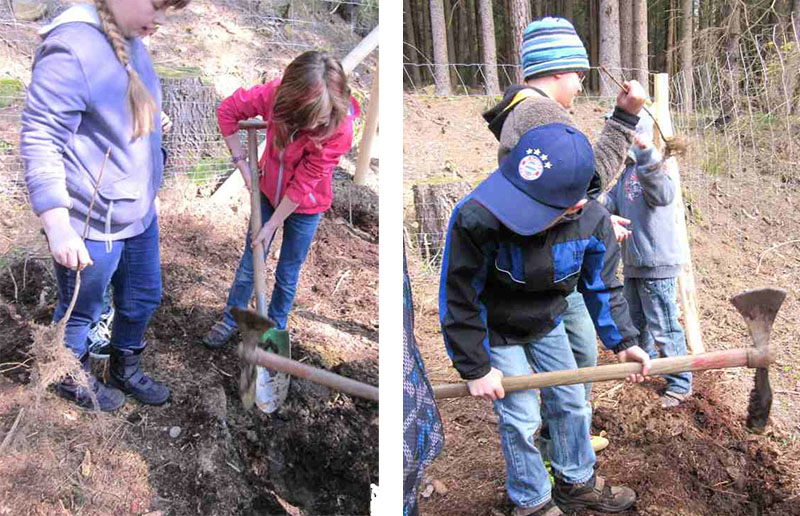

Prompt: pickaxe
xmin=433 ymin=288 xmax=785 ymax=433
xmin=231 ymin=307 xmax=379 ymax=403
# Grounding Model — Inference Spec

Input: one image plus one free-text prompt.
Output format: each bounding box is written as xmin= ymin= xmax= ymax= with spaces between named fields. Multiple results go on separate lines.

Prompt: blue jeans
xmin=223 ymin=194 xmax=321 ymax=330
xmin=624 ymin=277 xmax=692 ymax=395
xmin=54 ymin=217 xmax=162 ymax=358
xmin=490 ymin=322 xmax=595 ymax=509
xmin=562 ymin=289 xmax=597 ymax=401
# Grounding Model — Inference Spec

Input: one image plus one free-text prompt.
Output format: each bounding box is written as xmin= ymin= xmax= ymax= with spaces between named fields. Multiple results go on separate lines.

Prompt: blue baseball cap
xmin=472 ymin=123 xmax=595 ymax=236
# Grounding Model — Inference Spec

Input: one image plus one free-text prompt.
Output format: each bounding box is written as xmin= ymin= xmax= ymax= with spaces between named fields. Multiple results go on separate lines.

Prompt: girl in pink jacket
xmin=204 ymin=51 xmax=359 ymax=348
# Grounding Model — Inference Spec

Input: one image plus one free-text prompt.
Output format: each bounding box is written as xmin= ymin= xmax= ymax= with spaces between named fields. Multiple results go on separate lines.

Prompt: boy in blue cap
xmin=481 ymin=16 xmax=645 ymax=469
xmin=439 ymin=123 xmax=651 ymax=516
xmin=601 ymin=113 xmax=693 ymax=409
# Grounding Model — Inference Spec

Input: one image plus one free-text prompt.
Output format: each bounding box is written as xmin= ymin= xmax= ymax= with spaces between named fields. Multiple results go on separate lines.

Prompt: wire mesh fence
xmin=0 ymin=0 xmax=377 ymax=206
xmin=404 ymin=21 xmax=800 ymax=277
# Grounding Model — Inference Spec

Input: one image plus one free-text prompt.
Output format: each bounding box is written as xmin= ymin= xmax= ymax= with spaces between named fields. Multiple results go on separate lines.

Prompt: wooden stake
xmin=354 ymin=59 xmax=379 ymax=186
xmin=653 ymin=73 xmax=704 ymax=355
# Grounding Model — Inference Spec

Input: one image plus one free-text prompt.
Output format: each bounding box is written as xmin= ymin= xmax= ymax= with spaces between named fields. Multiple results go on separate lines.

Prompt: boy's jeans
xmin=624 ymin=277 xmax=692 ymax=395
xmin=490 ymin=322 xmax=595 ymax=509
xmin=54 ymin=217 xmax=162 ymax=358
xmin=222 ymin=193 xmax=321 ymax=331
xmin=562 ymin=289 xmax=597 ymax=401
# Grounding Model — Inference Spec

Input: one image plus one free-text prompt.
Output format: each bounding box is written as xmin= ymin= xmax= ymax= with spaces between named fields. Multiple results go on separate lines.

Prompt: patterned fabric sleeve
xmin=403 ymin=248 xmax=444 ymax=516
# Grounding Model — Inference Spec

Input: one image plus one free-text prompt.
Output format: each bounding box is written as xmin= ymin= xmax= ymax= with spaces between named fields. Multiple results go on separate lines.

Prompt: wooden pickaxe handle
xmin=238 ymin=345 xmax=379 ymax=402
xmin=433 ymin=347 xmax=772 ymax=400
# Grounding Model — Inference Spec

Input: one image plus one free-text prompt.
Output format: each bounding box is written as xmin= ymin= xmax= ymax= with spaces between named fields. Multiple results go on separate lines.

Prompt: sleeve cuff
xmin=611 ymin=107 xmax=640 ymax=131
xmin=460 ymin=363 xmax=492 ymax=381
xmin=613 ymin=339 xmax=638 ymax=354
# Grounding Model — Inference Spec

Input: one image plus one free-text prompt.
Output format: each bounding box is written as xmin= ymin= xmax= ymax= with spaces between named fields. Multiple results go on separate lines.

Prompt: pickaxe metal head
xmin=730 ymin=288 xmax=786 ymax=434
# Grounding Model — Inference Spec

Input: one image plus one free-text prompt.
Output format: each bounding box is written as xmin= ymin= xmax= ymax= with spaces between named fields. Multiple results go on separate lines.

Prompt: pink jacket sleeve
xmin=284 ymin=126 xmax=354 ymax=205
xmin=217 ymin=81 xmax=278 ymax=137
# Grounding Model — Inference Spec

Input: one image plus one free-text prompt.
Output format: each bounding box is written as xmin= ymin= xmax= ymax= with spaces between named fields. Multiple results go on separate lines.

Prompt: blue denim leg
xmin=623 ymin=279 xmax=658 ymax=360
xmin=109 ymin=217 xmax=163 ymax=351
xmin=53 ymin=242 xmax=122 ymax=358
xmin=222 ymin=194 xmax=320 ymax=330
xmin=266 ymin=207 xmax=321 ymax=330
xmin=635 ymin=277 xmax=692 ymax=395
xmin=490 ymin=323 xmax=595 ymax=508
xmin=562 ymin=289 xmax=597 ymax=401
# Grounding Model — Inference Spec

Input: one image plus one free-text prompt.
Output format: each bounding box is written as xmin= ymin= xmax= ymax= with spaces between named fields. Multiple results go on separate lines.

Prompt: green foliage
xmin=0 ymin=78 xmax=24 ymax=108
xmin=0 ymin=140 xmax=13 ymax=154
xmin=701 ymin=154 xmax=724 ymax=177
xmin=187 ymin=157 xmax=229 ymax=185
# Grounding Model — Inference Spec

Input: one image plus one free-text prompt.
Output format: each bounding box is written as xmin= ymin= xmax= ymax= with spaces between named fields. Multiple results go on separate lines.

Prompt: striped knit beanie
xmin=521 ymin=17 xmax=590 ymax=81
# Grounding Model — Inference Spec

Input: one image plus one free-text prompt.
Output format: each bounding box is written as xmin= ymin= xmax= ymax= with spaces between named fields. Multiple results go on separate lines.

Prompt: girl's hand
xmin=252 ymin=220 xmax=280 ymax=250
xmin=46 ymin=222 xmax=93 ymax=270
xmin=160 ymin=111 xmax=173 ymax=134
xmin=634 ymin=133 xmax=654 ymax=150
xmin=610 ymin=215 xmax=632 ymax=242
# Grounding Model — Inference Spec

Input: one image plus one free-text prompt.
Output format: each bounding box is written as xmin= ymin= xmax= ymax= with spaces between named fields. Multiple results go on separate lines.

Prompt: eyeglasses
xmin=576 ymin=71 xmax=587 ymax=84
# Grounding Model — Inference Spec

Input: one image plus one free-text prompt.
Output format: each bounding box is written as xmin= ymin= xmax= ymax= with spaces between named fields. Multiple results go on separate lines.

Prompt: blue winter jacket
xmin=21 ymin=4 xmax=163 ymax=242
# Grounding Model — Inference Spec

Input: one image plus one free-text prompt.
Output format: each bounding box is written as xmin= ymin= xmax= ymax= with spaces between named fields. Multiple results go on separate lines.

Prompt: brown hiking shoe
xmin=514 ymin=500 xmax=563 ymax=516
xmin=553 ymin=474 xmax=635 ymax=514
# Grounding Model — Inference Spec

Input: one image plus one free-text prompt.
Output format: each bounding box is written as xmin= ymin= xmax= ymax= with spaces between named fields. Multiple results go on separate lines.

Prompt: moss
xmin=154 ymin=65 xmax=203 ymax=79
xmin=186 ymin=157 xmax=229 ymax=185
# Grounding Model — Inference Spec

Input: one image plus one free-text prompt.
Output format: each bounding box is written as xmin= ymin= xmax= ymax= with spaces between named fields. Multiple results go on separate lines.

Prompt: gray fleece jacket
xmin=21 ymin=4 xmax=163 ymax=243
xmin=495 ymin=92 xmax=636 ymax=192
xmin=602 ymin=147 xmax=685 ymax=279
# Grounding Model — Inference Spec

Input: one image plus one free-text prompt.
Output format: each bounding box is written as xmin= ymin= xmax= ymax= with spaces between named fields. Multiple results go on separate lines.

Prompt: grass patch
xmin=0 ymin=78 xmax=24 ymax=108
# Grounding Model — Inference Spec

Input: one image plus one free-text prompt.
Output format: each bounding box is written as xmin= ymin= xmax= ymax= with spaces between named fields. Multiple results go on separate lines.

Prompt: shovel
xmin=239 ymin=120 xmax=291 ymax=413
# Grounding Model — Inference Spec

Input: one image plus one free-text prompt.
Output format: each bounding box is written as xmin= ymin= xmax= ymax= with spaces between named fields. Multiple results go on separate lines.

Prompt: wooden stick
xmin=433 ymin=347 xmax=770 ymax=400
xmin=0 ymin=408 xmax=24 ymax=454
xmin=238 ymin=344 xmax=379 ymax=402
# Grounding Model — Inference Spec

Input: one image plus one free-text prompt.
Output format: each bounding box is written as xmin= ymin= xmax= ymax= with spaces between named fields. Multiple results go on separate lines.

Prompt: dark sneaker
xmin=88 ymin=334 xmax=112 ymax=360
xmin=109 ymin=348 xmax=170 ymax=406
xmin=514 ymin=500 xmax=563 ymax=516
xmin=56 ymin=374 xmax=125 ymax=412
xmin=87 ymin=309 xmax=114 ymax=359
xmin=553 ymin=474 xmax=636 ymax=514
xmin=203 ymin=321 xmax=237 ymax=349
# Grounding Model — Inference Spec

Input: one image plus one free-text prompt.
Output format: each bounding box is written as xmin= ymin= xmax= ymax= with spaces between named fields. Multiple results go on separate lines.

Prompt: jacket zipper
xmin=274 ymin=130 xmax=297 ymax=202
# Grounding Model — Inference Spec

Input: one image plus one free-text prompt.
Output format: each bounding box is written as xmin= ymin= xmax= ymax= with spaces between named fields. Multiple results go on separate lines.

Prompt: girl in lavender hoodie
xmin=21 ymin=0 xmax=190 ymax=411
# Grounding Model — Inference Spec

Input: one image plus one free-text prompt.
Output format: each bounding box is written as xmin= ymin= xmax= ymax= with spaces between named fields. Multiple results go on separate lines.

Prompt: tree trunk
xmin=508 ymin=0 xmax=531 ymax=84
xmin=680 ymin=0 xmax=693 ymax=112
xmin=456 ymin=0 xmax=471 ymax=85
xmin=412 ymin=182 xmax=472 ymax=263
xmin=589 ymin=0 xmax=599 ymax=92
xmin=599 ymin=0 xmax=622 ymax=96
xmin=479 ymin=0 xmax=501 ymax=94
xmin=666 ymin=0 xmax=675 ymax=75
xmin=466 ymin=0 xmax=480 ymax=85
xmin=532 ymin=0 xmax=543 ymax=18
xmin=430 ymin=0 xmax=452 ymax=95
xmin=403 ymin=0 xmax=423 ymax=87
xmin=563 ymin=0 xmax=573 ymax=21
xmin=619 ymin=0 xmax=633 ymax=75
xmin=443 ymin=0 xmax=459 ymax=87
xmin=632 ymin=0 xmax=648 ymax=90
xmin=722 ymin=0 xmax=741 ymax=116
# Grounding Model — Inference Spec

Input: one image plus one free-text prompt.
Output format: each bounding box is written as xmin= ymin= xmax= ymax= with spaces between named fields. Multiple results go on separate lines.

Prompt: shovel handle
xmin=238 ymin=345 xmax=379 ymax=402
xmin=433 ymin=347 xmax=772 ymax=400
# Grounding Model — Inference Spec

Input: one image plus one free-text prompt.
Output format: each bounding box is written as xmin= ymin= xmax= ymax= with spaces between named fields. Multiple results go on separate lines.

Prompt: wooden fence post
xmin=653 ymin=73 xmax=705 ymax=355
xmin=354 ymin=61 xmax=379 ymax=186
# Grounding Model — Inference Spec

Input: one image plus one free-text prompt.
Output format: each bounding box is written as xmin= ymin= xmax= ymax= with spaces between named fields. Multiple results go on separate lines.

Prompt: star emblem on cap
xmin=526 ymin=148 xmax=533 ymax=154
xmin=533 ymin=149 xmax=541 ymax=156
xmin=545 ymin=162 xmax=552 ymax=169
xmin=541 ymin=154 xmax=548 ymax=160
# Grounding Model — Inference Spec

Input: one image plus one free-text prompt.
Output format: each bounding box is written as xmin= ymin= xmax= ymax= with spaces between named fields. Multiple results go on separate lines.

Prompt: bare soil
xmin=403 ymin=94 xmax=800 ymax=516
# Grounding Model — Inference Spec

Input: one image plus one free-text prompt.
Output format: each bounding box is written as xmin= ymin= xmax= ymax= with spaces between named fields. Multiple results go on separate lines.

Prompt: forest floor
xmin=404 ymin=94 xmax=800 ymax=516
xmin=0 ymin=2 xmax=378 ymax=515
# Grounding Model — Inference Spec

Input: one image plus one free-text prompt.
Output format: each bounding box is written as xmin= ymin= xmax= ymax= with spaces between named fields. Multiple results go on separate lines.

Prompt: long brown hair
xmin=271 ymin=51 xmax=351 ymax=150
xmin=94 ymin=0 xmax=191 ymax=139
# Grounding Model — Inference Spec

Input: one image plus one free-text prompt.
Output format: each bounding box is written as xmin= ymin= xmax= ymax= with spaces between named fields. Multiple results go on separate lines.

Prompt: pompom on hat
xmin=521 ymin=17 xmax=590 ymax=81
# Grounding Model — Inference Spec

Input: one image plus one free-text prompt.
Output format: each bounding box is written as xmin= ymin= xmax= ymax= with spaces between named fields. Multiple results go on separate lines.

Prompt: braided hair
xmin=94 ymin=0 xmax=190 ymax=139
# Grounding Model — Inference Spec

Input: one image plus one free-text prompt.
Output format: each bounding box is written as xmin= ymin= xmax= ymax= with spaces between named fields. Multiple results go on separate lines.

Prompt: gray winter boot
xmin=56 ymin=354 xmax=125 ymax=412
xmin=109 ymin=347 xmax=170 ymax=405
